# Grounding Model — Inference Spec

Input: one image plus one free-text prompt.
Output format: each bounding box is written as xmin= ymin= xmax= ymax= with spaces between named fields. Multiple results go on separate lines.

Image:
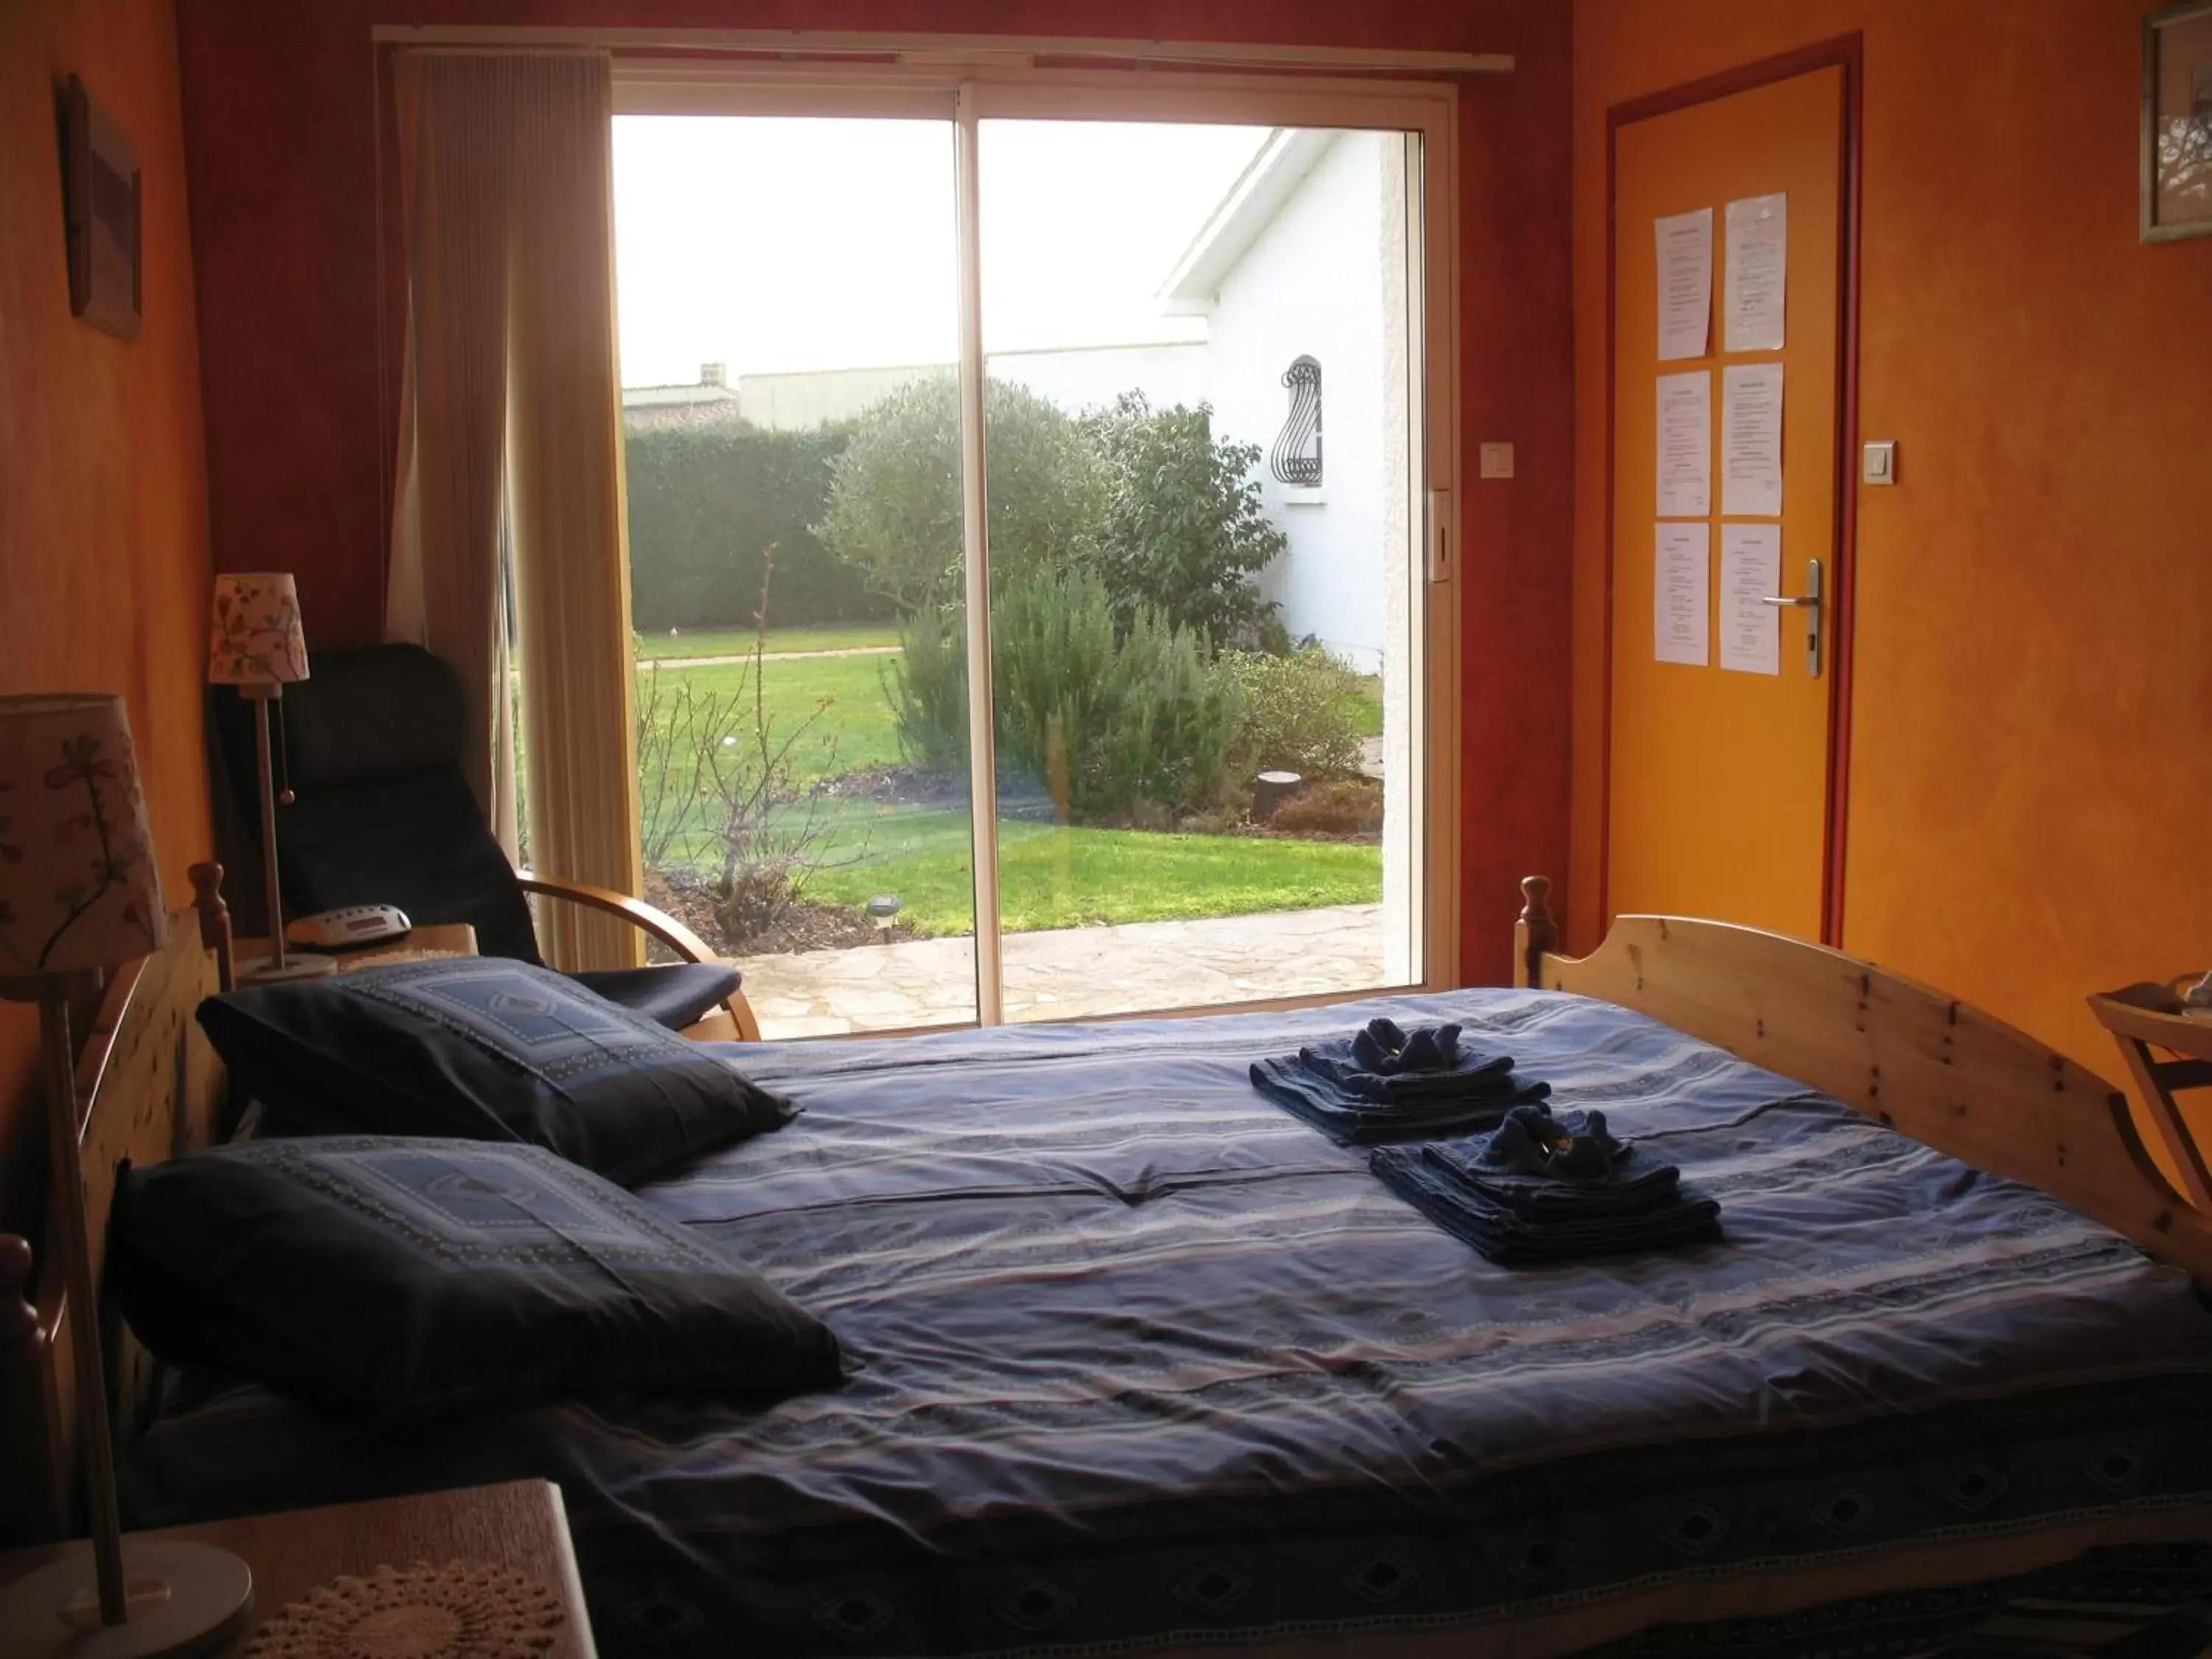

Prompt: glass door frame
xmin=611 ymin=56 xmax=1464 ymax=1026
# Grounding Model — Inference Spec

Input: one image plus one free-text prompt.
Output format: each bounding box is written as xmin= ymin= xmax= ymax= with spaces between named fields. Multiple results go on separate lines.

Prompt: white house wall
xmin=1200 ymin=130 xmax=1398 ymax=677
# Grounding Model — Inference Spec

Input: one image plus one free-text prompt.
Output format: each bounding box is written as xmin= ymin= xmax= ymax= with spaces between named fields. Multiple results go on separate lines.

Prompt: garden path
xmin=738 ymin=902 xmax=1388 ymax=1037
xmin=650 ymin=644 xmax=902 ymax=670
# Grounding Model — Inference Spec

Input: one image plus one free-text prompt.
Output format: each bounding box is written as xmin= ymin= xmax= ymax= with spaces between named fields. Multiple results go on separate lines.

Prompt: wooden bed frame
xmin=1 ymin=869 xmax=229 ymax=1547
xmin=4 ymin=873 xmax=2207 ymax=1554
xmin=1515 ymin=875 xmax=2212 ymax=1278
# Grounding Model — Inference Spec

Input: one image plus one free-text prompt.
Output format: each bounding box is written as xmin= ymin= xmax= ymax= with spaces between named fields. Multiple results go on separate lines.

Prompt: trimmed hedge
xmin=625 ymin=421 xmax=893 ymax=631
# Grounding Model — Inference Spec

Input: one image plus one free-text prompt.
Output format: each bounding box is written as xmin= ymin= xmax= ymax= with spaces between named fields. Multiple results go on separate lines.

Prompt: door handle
xmin=1760 ymin=557 xmax=1823 ymax=678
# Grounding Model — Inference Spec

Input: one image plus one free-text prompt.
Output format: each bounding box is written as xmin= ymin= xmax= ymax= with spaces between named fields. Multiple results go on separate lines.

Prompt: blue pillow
xmin=198 ymin=957 xmax=790 ymax=1183
xmin=109 ymin=1137 xmax=843 ymax=1425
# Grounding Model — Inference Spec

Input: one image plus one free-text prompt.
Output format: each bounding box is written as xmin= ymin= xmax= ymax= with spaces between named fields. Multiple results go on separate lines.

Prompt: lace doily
xmin=245 ymin=1559 xmax=564 ymax=1659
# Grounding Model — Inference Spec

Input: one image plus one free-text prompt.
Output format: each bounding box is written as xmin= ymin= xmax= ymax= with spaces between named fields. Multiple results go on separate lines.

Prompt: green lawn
xmin=807 ymin=810 xmax=1380 ymax=935
xmin=637 ymin=647 xmax=1385 ymax=936
xmin=636 ymin=651 xmax=904 ymax=791
xmin=635 ymin=623 xmax=902 ymax=661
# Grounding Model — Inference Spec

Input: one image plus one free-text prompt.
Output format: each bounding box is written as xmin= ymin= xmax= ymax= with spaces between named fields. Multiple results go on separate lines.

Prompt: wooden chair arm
xmin=515 ymin=871 xmax=717 ymax=963
xmin=514 ymin=872 xmax=761 ymax=1041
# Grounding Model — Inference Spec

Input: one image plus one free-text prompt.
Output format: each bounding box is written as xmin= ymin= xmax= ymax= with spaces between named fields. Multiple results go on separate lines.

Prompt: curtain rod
xmin=368 ymin=25 xmax=1513 ymax=77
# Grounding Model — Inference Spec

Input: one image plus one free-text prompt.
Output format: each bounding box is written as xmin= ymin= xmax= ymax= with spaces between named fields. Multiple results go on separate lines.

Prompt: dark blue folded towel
xmin=1352 ymin=1017 xmax=1463 ymax=1074
xmin=1371 ymin=1145 xmax=1722 ymax=1265
xmin=1299 ymin=1020 xmax=1520 ymax=1105
xmin=1424 ymin=1116 xmax=1686 ymax=1222
xmin=1251 ymin=1057 xmax=1551 ymax=1147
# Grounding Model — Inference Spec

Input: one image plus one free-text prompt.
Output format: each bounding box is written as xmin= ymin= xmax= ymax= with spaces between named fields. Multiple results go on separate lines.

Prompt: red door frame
xmin=1597 ymin=35 xmax=1863 ymax=947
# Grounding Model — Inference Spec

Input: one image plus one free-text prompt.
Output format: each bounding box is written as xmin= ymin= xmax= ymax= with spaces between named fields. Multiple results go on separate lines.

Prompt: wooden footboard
xmin=1514 ymin=876 xmax=2212 ymax=1279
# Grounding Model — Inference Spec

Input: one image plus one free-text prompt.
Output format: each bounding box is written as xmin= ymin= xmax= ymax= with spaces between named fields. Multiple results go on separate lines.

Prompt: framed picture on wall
xmin=2144 ymin=0 xmax=2212 ymax=241
xmin=63 ymin=74 xmax=142 ymax=338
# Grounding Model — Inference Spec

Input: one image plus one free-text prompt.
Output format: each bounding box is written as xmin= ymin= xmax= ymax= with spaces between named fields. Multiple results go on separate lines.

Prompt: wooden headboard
xmin=1513 ymin=875 xmax=2212 ymax=1281
xmin=0 ymin=866 xmax=232 ymax=1547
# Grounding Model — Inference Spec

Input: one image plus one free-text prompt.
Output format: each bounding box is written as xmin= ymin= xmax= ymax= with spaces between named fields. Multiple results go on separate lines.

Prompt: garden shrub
xmin=1211 ymin=647 xmax=1368 ymax=783
xmin=818 ymin=383 xmax=1282 ymax=643
xmin=883 ymin=603 xmax=969 ymax=779
xmin=891 ymin=569 xmax=1235 ymax=820
xmin=633 ymin=555 xmax=862 ymax=943
xmin=625 ymin=420 xmax=886 ymax=630
xmin=1269 ymin=777 xmax=1383 ymax=838
xmin=815 ymin=375 xmax=1106 ymax=613
xmin=1082 ymin=392 xmax=1284 ymax=646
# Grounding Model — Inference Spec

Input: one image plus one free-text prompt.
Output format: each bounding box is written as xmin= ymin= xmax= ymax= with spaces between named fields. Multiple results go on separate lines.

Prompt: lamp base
xmin=236 ymin=951 xmax=337 ymax=985
xmin=0 ymin=1541 xmax=253 ymax=1659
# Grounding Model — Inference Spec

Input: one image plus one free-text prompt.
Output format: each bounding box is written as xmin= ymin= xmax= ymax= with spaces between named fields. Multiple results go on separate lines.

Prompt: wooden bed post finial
xmin=1516 ymin=876 xmax=1557 ymax=991
xmin=189 ymin=860 xmax=234 ymax=993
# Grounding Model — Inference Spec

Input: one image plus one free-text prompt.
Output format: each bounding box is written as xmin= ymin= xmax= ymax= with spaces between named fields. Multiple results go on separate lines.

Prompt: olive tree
xmin=815 ymin=375 xmax=1105 ymax=613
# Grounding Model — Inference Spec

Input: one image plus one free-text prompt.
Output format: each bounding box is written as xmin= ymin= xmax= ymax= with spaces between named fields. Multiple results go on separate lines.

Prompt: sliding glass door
xmin=613 ymin=113 xmax=978 ymax=1034
xmin=611 ymin=67 xmax=1455 ymax=1039
xmin=975 ymin=117 xmax=1426 ymax=1021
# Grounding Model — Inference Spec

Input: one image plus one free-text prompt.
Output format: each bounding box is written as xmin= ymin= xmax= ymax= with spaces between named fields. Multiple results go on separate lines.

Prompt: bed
xmin=7 ymin=876 xmax=2212 ymax=1656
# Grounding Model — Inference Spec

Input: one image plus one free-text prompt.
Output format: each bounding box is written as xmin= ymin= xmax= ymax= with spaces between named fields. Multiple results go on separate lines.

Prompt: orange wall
xmin=1571 ymin=0 xmax=2212 ymax=1077
xmin=0 ymin=0 xmax=213 ymax=1231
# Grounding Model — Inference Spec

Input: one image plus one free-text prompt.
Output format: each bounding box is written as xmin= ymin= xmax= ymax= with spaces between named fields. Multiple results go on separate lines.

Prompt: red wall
xmin=0 ymin=0 xmax=214 ymax=1233
xmin=172 ymin=0 xmax=1576 ymax=986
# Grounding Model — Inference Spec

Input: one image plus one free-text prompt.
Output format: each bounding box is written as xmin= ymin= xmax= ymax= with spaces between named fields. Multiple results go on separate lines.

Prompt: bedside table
xmin=235 ymin=923 xmax=479 ymax=974
xmin=2089 ymin=975 xmax=2212 ymax=1212
xmin=0 ymin=1481 xmax=596 ymax=1658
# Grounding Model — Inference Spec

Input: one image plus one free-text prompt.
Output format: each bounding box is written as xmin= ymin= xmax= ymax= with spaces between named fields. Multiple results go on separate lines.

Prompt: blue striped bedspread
xmin=125 ymin=990 xmax=2212 ymax=1656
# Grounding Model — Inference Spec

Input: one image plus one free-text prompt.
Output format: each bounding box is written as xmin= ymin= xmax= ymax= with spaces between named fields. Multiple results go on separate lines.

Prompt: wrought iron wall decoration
xmin=1270 ymin=355 xmax=1323 ymax=486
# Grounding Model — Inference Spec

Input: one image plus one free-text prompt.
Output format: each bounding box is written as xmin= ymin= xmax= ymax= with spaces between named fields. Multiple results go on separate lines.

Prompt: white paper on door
xmin=1654 ymin=523 xmax=1711 ymax=667
xmin=1719 ymin=524 xmax=1781 ymax=675
xmin=1654 ymin=208 xmax=1713 ymax=361
xmin=1656 ymin=371 xmax=1711 ymax=518
xmin=1724 ymin=192 xmax=1787 ymax=353
xmin=1721 ymin=363 xmax=1784 ymax=518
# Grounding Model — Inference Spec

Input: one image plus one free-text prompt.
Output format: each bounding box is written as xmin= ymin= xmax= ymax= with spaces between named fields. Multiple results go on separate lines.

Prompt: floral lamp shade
xmin=207 ymin=571 xmax=308 ymax=686
xmin=0 ymin=693 xmax=167 ymax=976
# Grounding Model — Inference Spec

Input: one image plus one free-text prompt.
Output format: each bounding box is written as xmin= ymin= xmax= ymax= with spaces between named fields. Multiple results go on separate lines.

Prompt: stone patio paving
xmin=739 ymin=903 xmax=1389 ymax=1037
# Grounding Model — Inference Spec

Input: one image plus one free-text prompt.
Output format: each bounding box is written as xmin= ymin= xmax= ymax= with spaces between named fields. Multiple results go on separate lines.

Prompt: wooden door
xmin=1605 ymin=58 xmax=1855 ymax=941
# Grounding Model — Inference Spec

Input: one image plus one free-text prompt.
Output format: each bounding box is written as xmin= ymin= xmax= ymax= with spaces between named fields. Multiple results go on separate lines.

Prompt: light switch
xmin=1862 ymin=440 xmax=1897 ymax=485
xmin=1478 ymin=442 xmax=1515 ymax=480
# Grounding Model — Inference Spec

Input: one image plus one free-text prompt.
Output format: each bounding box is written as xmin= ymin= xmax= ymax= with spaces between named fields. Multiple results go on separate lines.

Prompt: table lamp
xmin=206 ymin=573 xmax=330 ymax=983
xmin=0 ymin=693 xmax=255 ymax=1657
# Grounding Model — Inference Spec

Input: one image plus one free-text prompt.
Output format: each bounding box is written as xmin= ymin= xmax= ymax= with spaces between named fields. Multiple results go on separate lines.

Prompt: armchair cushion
xmin=573 ymin=962 xmax=742 ymax=1032
xmin=281 ymin=642 xmax=469 ymax=790
xmin=199 ymin=958 xmax=793 ymax=1183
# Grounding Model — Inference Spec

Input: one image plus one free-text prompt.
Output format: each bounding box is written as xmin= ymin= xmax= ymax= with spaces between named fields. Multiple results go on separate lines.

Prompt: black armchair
xmin=214 ymin=643 xmax=757 ymax=1037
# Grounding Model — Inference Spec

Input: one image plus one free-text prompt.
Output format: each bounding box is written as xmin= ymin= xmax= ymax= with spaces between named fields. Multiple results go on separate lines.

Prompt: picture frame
xmin=2143 ymin=0 xmax=2212 ymax=242
xmin=63 ymin=73 xmax=142 ymax=338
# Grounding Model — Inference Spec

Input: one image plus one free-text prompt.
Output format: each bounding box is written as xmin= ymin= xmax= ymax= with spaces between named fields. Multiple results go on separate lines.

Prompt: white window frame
xmin=583 ymin=49 xmax=1466 ymax=1025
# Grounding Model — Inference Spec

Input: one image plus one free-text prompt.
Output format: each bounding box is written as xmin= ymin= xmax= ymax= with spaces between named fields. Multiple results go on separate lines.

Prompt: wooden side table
xmin=235 ymin=924 xmax=479 ymax=975
xmin=0 ymin=1480 xmax=596 ymax=1658
xmin=2089 ymin=976 xmax=2212 ymax=1212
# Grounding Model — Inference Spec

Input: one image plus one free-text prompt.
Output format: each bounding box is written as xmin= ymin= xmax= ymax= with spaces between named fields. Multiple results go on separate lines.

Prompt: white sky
xmin=612 ymin=117 xmax=1270 ymax=388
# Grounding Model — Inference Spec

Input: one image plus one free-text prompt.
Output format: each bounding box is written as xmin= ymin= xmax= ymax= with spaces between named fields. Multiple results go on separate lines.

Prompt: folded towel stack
xmin=1249 ymin=1018 xmax=1551 ymax=1145
xmin=1368 ymin=1101 xmax=1722 ymax=1265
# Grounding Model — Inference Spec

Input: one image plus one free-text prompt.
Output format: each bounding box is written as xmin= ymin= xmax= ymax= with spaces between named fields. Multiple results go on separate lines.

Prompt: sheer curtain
xmin=386 ymin=50 xmax=641 ymax=970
